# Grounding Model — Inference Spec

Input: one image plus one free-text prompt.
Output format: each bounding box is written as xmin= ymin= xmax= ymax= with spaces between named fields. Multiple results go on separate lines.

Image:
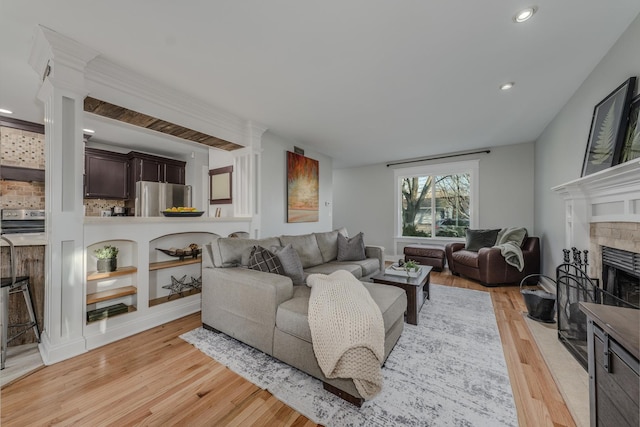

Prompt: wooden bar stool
xmin=1 ymin=236 xmax=41 ymax=370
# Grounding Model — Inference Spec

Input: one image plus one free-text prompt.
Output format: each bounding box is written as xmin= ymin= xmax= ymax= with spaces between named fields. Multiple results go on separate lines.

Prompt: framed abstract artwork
xmin=581 ymin=77 xmax=636 ymax=176
xmin=287 ymin=151 xmax=319 ymax=223
xmin=618 ymin=94 xmax=640 ymax=164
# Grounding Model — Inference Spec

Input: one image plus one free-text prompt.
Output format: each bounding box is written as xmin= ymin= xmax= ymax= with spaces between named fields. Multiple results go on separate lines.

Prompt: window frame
xmin=393 ymin=159 xmax=479 ymax=242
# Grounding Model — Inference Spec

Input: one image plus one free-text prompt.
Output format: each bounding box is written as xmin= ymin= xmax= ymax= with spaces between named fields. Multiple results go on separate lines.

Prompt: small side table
xmin=371 ymin=266 xmax=432 ymax=325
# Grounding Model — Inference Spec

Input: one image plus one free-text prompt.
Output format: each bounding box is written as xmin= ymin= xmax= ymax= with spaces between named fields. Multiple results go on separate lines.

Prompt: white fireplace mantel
xmin=552 ymin=159 xmax=640 ymax=250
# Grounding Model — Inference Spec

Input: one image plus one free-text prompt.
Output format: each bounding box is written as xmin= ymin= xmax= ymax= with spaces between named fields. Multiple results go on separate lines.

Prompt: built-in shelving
xmin=87 ymin=266 xmax=137 ymax=281
xmin=86 ymin=285 xmax=137 ymax=305
xmin=148 ymin=257 xmax=201 ymax=271
xmin=149 ymin=288 xmax=201 ymax=307
xmin=149 ymin=233 xmax=210 ymax=308
xmin=85 ymin=240 xmax=138 ymax=326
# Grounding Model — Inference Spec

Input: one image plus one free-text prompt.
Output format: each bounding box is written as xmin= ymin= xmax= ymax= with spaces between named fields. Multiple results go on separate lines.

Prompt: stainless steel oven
xmin=0 ymin=209 xmax=45 ymax=234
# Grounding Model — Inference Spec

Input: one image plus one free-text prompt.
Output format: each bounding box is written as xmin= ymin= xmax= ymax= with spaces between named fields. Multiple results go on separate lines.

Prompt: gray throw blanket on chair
xmin=493 ymin=227 xmax=528 ymax=272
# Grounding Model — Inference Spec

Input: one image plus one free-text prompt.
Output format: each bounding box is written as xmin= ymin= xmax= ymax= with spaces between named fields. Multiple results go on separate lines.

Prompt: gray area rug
xmin=180 ymin=284 xmax=517 ymax=426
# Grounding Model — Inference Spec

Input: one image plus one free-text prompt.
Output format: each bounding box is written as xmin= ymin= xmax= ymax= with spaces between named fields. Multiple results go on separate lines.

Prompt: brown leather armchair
xmin=445 ymin=237 xmax=540 ymax=286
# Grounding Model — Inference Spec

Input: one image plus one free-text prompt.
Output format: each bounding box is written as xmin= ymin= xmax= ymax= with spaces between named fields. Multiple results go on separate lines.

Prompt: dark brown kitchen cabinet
xmin=131 ymin=155 xmax=161 ymax=183
xmin=163 ymin=162 xmax=185 ymax=185
xmin=84 ymin=148 xmax=129 ymax=199
xmin=128 ymin=152 xmax=185 ymax=186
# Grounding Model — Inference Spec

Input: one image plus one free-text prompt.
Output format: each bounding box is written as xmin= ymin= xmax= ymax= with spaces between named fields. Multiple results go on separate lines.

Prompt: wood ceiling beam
xmin=83 ymin=97 xmax=244 ymax=151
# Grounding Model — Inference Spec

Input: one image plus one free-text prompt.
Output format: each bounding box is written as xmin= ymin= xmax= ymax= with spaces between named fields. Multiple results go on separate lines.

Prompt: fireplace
xmin=552 ymin=161 xmax=640 ymax=367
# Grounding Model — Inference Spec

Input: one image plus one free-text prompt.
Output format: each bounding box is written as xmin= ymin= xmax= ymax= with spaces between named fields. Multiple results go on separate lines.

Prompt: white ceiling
xmin=1 ymin=1 xmax=639 ymax=168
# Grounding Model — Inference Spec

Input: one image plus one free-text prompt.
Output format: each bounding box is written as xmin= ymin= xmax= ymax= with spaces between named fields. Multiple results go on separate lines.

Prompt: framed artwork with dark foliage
xmin=618 ymin=94 xmax=640 ymax=164
xmin=581 ymin=77 xmax=636 ymax=176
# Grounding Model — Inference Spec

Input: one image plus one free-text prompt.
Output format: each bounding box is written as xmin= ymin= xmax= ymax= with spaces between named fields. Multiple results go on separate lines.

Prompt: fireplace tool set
xmin=520 ymin=247 xmax=637 ymax=368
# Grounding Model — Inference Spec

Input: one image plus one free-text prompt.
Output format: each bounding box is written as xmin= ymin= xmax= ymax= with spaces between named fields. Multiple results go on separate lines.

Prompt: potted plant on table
xmin=94 ymin=245 xmax=119 ymax=273
xmin=403 ymin=259 xmax=420 ymax=277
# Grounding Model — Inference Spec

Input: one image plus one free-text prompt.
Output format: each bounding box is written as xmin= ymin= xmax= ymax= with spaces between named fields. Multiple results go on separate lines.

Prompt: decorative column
xmin=233 ymin=121 xmax=267 ymax=238
xmin=29 ymin=26 xmax=98 ymax=364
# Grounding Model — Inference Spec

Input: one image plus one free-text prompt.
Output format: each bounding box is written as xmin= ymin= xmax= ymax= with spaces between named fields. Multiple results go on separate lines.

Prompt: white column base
xmin=38 ymin=333 xmax=87 ymax=366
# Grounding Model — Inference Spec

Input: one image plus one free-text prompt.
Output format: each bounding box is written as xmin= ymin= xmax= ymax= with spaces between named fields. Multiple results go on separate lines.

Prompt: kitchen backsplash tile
xmin=84 ymin=199 xmax=126 ymax=216
xmin=0 ymin=180 xmax=45 ymax=209
xmin=1 ymin=126 xmax=45 ymax=169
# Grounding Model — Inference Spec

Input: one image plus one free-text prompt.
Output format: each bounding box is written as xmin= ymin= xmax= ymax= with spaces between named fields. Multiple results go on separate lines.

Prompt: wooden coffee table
xmin=371 ymin=265 xmax=431 ymax=325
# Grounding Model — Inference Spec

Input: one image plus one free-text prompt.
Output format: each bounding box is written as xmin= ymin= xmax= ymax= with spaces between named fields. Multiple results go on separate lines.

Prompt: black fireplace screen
xmin=602 ymin=246 xmax=640 ymax=307
xmin=554 ymin=248 xmax=639 ymax=369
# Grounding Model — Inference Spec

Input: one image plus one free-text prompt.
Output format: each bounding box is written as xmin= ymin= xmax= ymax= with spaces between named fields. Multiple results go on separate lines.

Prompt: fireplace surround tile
xmin=590 ymin=222 xmax=640 ymax=281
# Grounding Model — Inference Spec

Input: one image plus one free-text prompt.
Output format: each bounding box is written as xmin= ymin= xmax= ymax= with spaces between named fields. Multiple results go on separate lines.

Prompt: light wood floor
xmin=1 ymin=270 xmax=576 ymax=426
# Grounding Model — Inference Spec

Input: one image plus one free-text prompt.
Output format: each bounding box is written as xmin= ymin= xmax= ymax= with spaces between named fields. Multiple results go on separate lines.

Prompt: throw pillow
xmin=337 ymin=232 xmax=366 ymax=261
xmin=465 ymin=229 xmax=500 ymax=252
xmin=271 ymin=244 xmax=305 ymax=285
xmin=248 ymin=246 xmax=284 ymax=275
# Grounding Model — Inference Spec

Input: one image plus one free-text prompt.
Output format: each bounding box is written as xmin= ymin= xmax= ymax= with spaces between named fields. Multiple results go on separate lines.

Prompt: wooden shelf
xmin=87 ymin=266 xmax=137 ymax=281
xmin=149 ymin=257 xmax=201 ymax=271
xmin=149 ymin=288 xmax=201 ymax=307
xmin=87 ymin=286 xmax=137 ymax=305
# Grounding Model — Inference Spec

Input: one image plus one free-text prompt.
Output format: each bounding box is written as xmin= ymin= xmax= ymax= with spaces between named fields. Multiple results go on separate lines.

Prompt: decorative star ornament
xmin=189 ymin=275 xmax=202 ymax=290
xmin=162 ymin=275 xmax=188 ymax=299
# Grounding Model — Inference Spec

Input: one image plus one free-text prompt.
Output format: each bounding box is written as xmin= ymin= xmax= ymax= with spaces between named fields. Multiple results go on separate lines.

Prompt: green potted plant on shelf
xmin=94 ymin=245 xmax=119 ymax=273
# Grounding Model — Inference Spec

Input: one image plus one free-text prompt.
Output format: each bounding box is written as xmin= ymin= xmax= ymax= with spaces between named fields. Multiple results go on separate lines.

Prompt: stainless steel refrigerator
xmin=135 ymin=181 xmax=192 ymax=217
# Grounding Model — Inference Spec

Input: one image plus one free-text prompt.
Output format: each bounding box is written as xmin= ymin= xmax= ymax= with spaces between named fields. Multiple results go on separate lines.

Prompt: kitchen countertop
xmin=1 ymin=216 xmax=252 ymax=244
xmin=0 ymin=233 xmax=48 ymax=246
xmin=84 ymin=216 xmax=251 ymax=224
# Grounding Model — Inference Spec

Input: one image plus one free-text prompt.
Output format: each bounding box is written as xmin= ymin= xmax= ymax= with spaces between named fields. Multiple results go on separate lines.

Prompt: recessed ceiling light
xmin=83 ymin=128 xmax=95 ymax=134
xmin=513 ymin=6 xmax=537 ymax=23
xmin=500 ymin=82 xmax=515 ymax=91
xmin=0 ymin=108 xmax=13 ymax=114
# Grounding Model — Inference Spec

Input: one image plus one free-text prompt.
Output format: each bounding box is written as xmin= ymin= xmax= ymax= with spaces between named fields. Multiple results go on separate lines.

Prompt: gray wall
xmin=333 ymin=142 xmax=535 ymax=255
xmin=259 ymin=131 xmax=333 ymax=237
xmin=534 ymin=15 xmax=640 ymax=278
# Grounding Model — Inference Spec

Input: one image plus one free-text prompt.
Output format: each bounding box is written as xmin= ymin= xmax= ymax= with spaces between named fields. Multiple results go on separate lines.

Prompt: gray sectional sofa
xmin=201 ymin=229 xmax=408 ymax=405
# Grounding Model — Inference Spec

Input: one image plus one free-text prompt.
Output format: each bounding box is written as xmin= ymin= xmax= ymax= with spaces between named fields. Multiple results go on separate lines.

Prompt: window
xmin=394 ymin=160 xmax=479 ymax=239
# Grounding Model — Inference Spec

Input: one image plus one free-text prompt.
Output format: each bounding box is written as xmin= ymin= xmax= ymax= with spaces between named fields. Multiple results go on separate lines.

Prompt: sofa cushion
xmin=272 ymin=244 xmax=306 ymax=285
xmin=275 ymin=296 xmax=312 ymax=342
xmin=452 ymin=249 xmax=480 ymax=268
xmin=465 ymin=229 xmax=500 ymax=252
xmin=248 ymin=246 xmax=284 ymax=275
xmin=328 ymin=259 xmax=379 ymax=277
xmin=216 ymin=237 xmax=281 ymax=267
xmin=275 ymin=281 xmax=406 ymax=343
xmin=280 ymin=234 xmax=324 ymax=268
xmin=303 ymin=262 xmax=363 ymax=278
xmin=362 ymin=282 xmax=408 ymax=331
xmin=337 ymin=232 xmax=366 ymax=261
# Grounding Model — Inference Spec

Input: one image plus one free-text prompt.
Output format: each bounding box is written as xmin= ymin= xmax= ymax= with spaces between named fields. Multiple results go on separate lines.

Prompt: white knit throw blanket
xmin=307 ymin=270 xmax=385 ymax=399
